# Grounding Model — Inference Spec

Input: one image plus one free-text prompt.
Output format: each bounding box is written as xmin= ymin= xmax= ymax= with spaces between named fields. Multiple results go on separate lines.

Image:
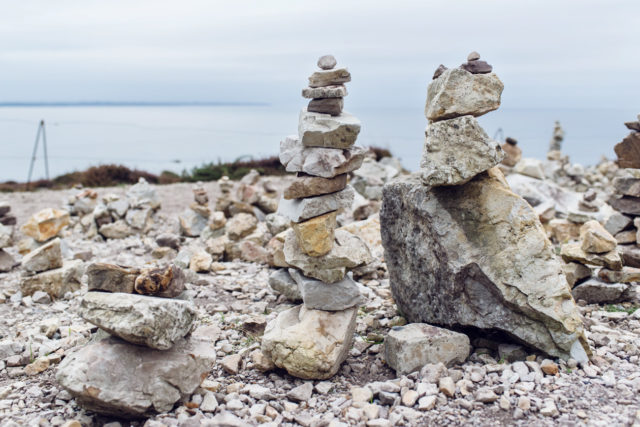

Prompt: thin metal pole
xmin=27 ymin=121 xmax=43 ymax=190
xmin=41 ymin=120 xmax=49 ymax=180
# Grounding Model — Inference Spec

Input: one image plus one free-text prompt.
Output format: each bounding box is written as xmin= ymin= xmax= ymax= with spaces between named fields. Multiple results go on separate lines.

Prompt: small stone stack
xmin=501 ymin=137 xmax=522 ymax=167
xmin=610 ymin=116 xmax=640 ymax=217
xmin=261 ymin=55 xmax=372 ymax=380
xmin=0 ymin=202 xmax=16 ymax=272
xmin=178 ymin=183 xmax=211 ymax=237
xmin=548 ymin=120 xmax=565 ymax=158
xmin=0 ymin=201 xmax=17 ymax=225
xmin=56 ymin=263 xmax=215 ymax=418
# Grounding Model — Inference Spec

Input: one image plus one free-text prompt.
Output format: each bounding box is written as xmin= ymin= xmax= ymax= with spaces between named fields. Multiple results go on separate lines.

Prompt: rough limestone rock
xmin=280 ymin=136 xmax=366 ymax=178
xmin=289 ymin=269 xmax=362 ymax=311
xmin=126 ymin=177 xmax=161 ymax=210
xmin=99 ymin=220 xmax=134 ymax=239
xmin=0 ymin=248 xmax=16 ymax=272
xmin=298 ymin=109 xmax=361 ymax=149
xmin=125 ymin=207 xmax=152 ymax=231
xmin=384 ymin=324 xmax=471 ymax=375
xmin=580 ymin=220 xmax=617 ymax=254
xmin=308 ymin=68 xmax=351 ymax=88
xmin=226 ymin=213 xmax=258 ymax=240
xmin=425 ymin=68 xmax=503 ymax=121
xmin=514 ymin=158 xmax=546 ymax=180
xmin=277 ymin=186 xmax=355 ymax=223
xmin=572 ymin=279 xmax=632 ymax=304
xmin=380 ymin=171 xmax=590 ymax=361
xmin=420 ymin=115 xmax=504 ymax=186
xmin=291 ymin=211 xmax=337 ymax=257
xmin=613 ymin=177 xmax=640 ymax=197
xmin=268 ymin=269 xmax=302 ymax=302
xmin=598 ymin=267 xmax=640 ymax=283
xmin=20 ymin=260 xmax=84 ymax=298
xmin=614 ymin=132 xmax=640 ymax=169
xmin=284 ymin=174 xmax=347 ymax=200
xmin=284 ymin=229 xmax=372 ymax=283
xmin=56 ymin=336 xmax=215 ymax=418
xmin=79 ymin=292 xmax=197 ymax=350
xmin=562 ymin=262 xmax=591 ymax=288
xmin=178 ymin=209 xmax=208 ymax=237
xmin=561 ymin=243 xmax=623 ymax=271
xmin=0 ymin=223 xmax=12 ymax=248
xmin=261 ymin=305 xmax=357 ymax=379
xmin=21 ymin=238 xmax=62 ymax=274
xmin=302 ymin=85 xmax=347 ymax=99
xmin=87 ymin=263 xmax=140 ymax=294
xmin=608 ymin=196 xmax=640 ymax=216
xmin=21 ymin=208 xmax=70 ymax=242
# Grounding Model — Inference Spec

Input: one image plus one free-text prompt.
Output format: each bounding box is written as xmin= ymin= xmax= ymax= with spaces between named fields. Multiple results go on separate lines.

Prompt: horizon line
xmin=0 ymin=101 xmax=270 ymax=107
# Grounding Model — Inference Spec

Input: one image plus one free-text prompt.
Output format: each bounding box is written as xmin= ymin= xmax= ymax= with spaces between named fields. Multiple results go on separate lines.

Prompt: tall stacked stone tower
xmin=261 ymin=55 xmax=372 ymax=380
xmin=381 ymin=53 xmax=591 ymax=362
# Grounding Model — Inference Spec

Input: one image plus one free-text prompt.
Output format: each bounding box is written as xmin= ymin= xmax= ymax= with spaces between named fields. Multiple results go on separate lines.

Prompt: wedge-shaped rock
xmin=561 ymin=243 xmax=622 ymax=271
xmin=268 ymin=268 xmax=302 ymax=302
xmin=608 ymin=196 xmax=640 ymax=216
xmin=21 ymin=208 xmax=70 ymax=242
xmin=0 ymin=248 xmax=16 ymax=272
xmin=79 ymin=292 xmax=197 ymax=350
xmin=56 ymin=336 xmax=215 ymax=418
xmin=298 ymin=109 xmax=360 ymax=149
xmin=284 ymin=228 xmax=372 ymax=283
xmin=613 ymin=177 xmax=640 ymax=197
xmin=292 ymin=211 xmax=337 ymax=257
xmin=284 ymin=174 xmax=347 ymax=199
xmin=261 ymin=305 xmax=356 ymax=379
xmin=289 ymin=268 xmax=362 ymax=311
xmin=614 ymin=132 xmax=640 ymax=169
xmin=380 ymin=170 xmax=590 ymax=362
xmin=21 ymin=238 xmax=62 ymax=274
xmin=302 ymin=85 xmax=347 ymax=99
xmin=572 ymin=279 xmax=633 ymax=304
xmin=420 ymin=115 xmax=504 ymax=186
xmin=580 ymin=220 xmax=617 ymax=254
xmin=425 ymin=68 xmax=503 ymax=121
xmin=308 ymin=68 xmax=351 ymax=88
xmin=87 ymin=263 xmax=140 ymax=293
xmin=279 ymin=136 xmax=366 ymax=178
xmin=277 ymin=186 xmax=354 ymax=223
xmin=385 ymin=324 xmax=470 ymax=375
xmin=21 ymin=260 xmax=84 ymax=298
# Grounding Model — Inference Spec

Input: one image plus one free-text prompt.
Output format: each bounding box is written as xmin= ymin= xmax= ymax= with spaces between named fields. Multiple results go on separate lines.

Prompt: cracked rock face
xmin=380 ymin=170 xmax=590 ymax=362
xmin=56 ymin=336 xmax=216 ymax=418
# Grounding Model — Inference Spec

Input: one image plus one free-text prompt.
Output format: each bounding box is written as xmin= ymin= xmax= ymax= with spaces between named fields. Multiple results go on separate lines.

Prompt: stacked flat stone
xmin=610 ymin=116 xmax=640 ymax=216
xmin=56 ymin=263 xmax=215 ymax=418
xmin=178 ymin=183 xmax=211 ymax=237
xmin=548 ymin=120 xmax=565 ymax=157
xmin=262 ymin=55 xmax=372 ymax=380
xmin=0 ymin=202 xmax=16 ymax=272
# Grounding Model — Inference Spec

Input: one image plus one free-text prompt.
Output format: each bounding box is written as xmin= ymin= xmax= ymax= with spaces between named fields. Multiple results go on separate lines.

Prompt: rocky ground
xmin=0 ymin=168 xmax=639 ymax=427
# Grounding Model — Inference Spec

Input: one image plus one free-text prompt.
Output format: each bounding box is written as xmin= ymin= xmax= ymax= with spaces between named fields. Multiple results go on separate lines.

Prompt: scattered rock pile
xmin=55 ymin=263 xmax=214 ymax=418
xmin=262 ymin=55 xmax=373 ymax=379
xmin=0 ymin=202 xmax=16 ymax=272
xmin=381 ymin=53 xmax=591 ymax=362
xmin=178 ymin=183 xmax=211 ymax=237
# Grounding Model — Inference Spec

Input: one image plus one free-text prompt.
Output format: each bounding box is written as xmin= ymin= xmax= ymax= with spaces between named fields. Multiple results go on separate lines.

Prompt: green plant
xmin=605 ymin=304 xmax=639 ymax=314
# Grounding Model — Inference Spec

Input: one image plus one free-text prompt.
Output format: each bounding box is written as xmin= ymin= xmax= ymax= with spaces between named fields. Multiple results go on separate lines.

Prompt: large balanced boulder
xmin=56 ymin=336 xmax=215 ymax=418
xmin=420 ymin=115 xmax=504 ymax=186
xmin=79 ymin=292 xmax=197 ymax=350
xmin=380 ymin=169 xmax=590 ymax=362
xmin=261 ymin=305 xmax=357 ymax=379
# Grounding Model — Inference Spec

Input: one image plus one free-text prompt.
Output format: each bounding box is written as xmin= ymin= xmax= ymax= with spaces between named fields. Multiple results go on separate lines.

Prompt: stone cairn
xmin=500 ymin=136 xmax=522 ymax=168
xmin=178 ymin=182 xmax=211 ymax=237
xmin=380 ymin=52 xmax=591 ymax=364
xmin=548 ymin=120 xmax=565 ymax=159
xmin=261 ymin=55 xmax=372 ymax=380
xmin=56 ymin=262 xmax=215 ymax=418
xmin=0 ymin=201 xmax=17 ymax=272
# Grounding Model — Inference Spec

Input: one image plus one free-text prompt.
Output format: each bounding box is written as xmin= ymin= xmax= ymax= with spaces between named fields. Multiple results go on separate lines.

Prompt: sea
xmin=0 ymin=104 xmax=636 ymax=182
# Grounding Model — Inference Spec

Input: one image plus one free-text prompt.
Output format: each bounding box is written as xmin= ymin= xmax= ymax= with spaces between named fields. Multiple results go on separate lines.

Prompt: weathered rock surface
xmin=613 ymin=177 xmax=640 ymax=197
xmin=289 ymin=269 xmax=362 ymax=311
xmin=134 ymin=264 xmax=186 ymax=298
xmin=21 ymin=238 xmax=62 ymax=274
xmin=284 ymin=174 xmax=347 ymax=200
xmin=561 ymin=243 xmax=623 ymax=270
xmin=79 ymin=292 xmax=196 ymax=350
xmin=307 ymin=98 xmax=343 ymax=116
xmin=572 ymin=279 xmax=633 ymax=304
xmin=178 ymin=209 xmax=208 ymax=237
xmin=302 ymin=85 xmax=346 ymax=99
xmin=284 ymin=228 xmax=372 ymax=283
xmin=420 ymin=115 xmax=504 ymax=186
xmin=56 ymin=336 xmax=215 ymax=417
xmin=277 ymin=186 xmax=354 ymax=223
xmin=298 ymin=109 xmax=360 ymax=149
xmin=597 ymin=267 xmax=640 ymax=283
xmin=562 ymin=262 xmax=591 ymax=288
xmin=261 ymin=305 xmax=357 ymax=379
xmin=614 ymin=132 xmax=640 ymax=169
xmin=279 ymin=136 xmax=366 ymax=178
xmin=126 ymin=177 xmax=161 ymax=210
xmin=226 ymin=213 xmax=258 ymax=240
xmin=99 ymin=220 xmax=134 ymax=239
xmin=268 ymin=268 xmax=302 ymax=302
xmin=514 ymin=158 xmax=546 ymax=180
xmin=21 ymin=208 xmax=70 ymax=242
xmin=384 ymin=324 xmax=471 ymax=375
xmin=608 ymin=196 xmax=640 ymax=216
xmin=580 ymin=220 xmax=617 ymax=254
xmin=308 ymin=68 xmax=351 ymax=88
xmin=501 ymin=140 xmax=522 ymax=167
xmin=0 ymin=248 xmax=16 ymax=272
xmin=425 ymin=68 xmax=503 ymax=121
xmin=20 ymin=260 xmax=84 ymax=298
xmin=291 ymin=211 xmax=337 ymax=257
xmin=0 ymin=223 xmax=12 ymax=248
xmin=87 ymin=263 xmax=140 ymax=294
xmin=380 ymin=171 xmax=589 ymax=361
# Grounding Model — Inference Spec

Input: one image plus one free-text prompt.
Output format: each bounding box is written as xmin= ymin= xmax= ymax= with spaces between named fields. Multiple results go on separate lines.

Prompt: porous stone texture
xmin=261 ymin=305 xmax=357 ymax=380
xmin=307 ymin=98 xmax=343 ymax=116
xmin=598 ymin=267 xmax=640 ymax=283
xmin=56 ymin=336 xmax=215 ymax=418
xmin=87 ymin=263 xmax=139 ymax=294
xmin=21 ymin=238 xmax=62 ymax=274
xmin=302 ymin=85 xmax=347 ymax=99
xmin=420 ymin=115 xmax=504 ymax=186
xmin=21 ymin=208 xmax=70 ymax=242
xmin=562 ymin=262 xmax=591 ymax=288
xmin=298 ymin=110 xmax=361 ymax=149
xmin=291 ymin=211 xmax=337 ymax=257
xmin=277 ymin=185 xmax=355 ymax=223
xmin=178 ymin=209 xmax=208 ymax=237
xmin=279 ymin=136 xmax=366 ymax=178
xmin=289 ymin=268 xmax=362 ymax=311
xmin=134 ymin=264 xmax=186 ymax=298
xmin=20 ymin=260 xmax=84 ymax=298
xmin=380 ymin=171 xmax=590 ymax=361
xmin=268 ymin=268 xmax=302 ymax=302
xmin=308 ymin=68 xmax=351 ymax=88
xmin=572 ymin=279 xmax=632 ymax=304
xmin=384 ymin=323 xmax=471 ymax=375
xmin=283 ymin=174 xmax=347 ymax=200
xmin=79 ymin=292 xmax=197 ymax=350
xmin=425 ymin=68 xmax=503 ymax=121
xmin=284 ymin=229 xmax=372 ymax=283
xmin=580 ymin=220 xmax=617 ymax=254
xmin=561 ymin=243 xmax=623 ymax=271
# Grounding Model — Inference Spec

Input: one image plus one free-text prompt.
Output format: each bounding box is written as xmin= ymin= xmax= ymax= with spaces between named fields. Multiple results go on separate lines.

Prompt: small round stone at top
xmin=317 ymin=55 xmax=337 ymax=70
xmin=467 ymin=51 xmax=481 ymax=61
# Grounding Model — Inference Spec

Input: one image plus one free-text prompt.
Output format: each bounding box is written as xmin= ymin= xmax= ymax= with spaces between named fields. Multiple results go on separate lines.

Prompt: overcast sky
xmin=1 ymin=0 xmax=639 ymax=109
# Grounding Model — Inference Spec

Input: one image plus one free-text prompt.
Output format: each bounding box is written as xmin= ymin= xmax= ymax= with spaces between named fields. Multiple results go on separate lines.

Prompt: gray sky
xmin=1 ymin=0 xmax=639 ymax=109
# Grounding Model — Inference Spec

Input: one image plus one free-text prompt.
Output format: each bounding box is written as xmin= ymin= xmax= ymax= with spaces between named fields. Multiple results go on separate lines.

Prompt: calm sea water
xmin=0 ymin=105 xmax=636 ymax=182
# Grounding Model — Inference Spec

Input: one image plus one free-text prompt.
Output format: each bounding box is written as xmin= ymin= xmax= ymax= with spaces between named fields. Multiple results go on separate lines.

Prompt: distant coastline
xmin=0 ymin=101 xmax=270 ymax=107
